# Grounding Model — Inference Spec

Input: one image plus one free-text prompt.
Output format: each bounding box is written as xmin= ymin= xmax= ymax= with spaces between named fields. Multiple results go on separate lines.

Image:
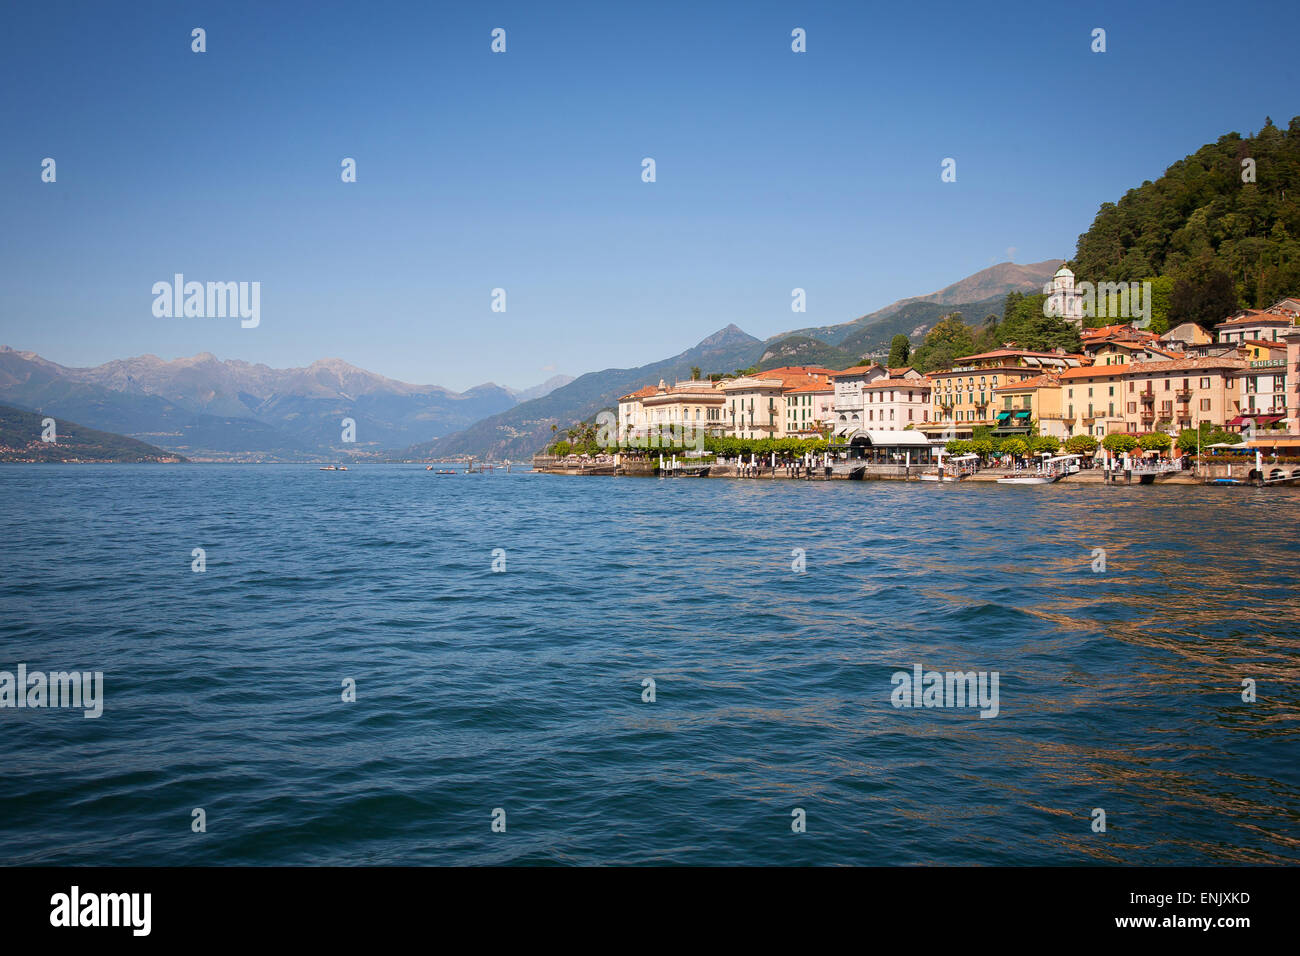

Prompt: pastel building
xmin=723 ymin=366 xmax=835 ymax=440
xmin=1059 ymin=356 xmax=1246 ymax=436
xmin=618 ymin=379 xmax=726 ymax=445
xmin=991 ymin=374 xmax=1067 ymax=439
xmin=922 ymin=349 xmax=1085 ymax=440
xmin=1215 ymin=310 xmax=1297 ymax=344
xmin=832 ymin=365 xmax=929 ymax=436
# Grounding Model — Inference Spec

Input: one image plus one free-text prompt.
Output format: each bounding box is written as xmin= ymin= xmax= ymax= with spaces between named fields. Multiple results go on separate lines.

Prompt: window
xmin=1127 ymin=402 xmax=1136 ymax=413
xmin=1200 ymin=377 xmax=1211 ymax=389
xmin=1200 ymin=399 xmax=1211 ymax=411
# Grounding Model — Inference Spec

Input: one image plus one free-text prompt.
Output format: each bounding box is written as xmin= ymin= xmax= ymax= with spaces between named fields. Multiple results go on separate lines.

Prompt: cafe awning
xmin=1227 ymin=414 xmax=1283 ymax=425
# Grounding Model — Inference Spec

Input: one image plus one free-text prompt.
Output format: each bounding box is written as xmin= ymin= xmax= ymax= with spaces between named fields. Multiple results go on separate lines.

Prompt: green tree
xmin=690 ymin=365 xmax=701 ymax=380
xmin=1169 ymin=266 xmax=1240 ymax=328
xmin=1065 ymin=434 xmax=1099 ymax=455
xmin=1138 ymin=432 xmax=1172 ymax=453
xmin=1101 ymin=433 xmax=1139 ymax=455
xmin=1000 ymin=437 xmax=1029 ymax=458
xmin=912 ymin=312 xmax=975 ymax=371
xmin=888 ymin=334 xmax=911 ymax=368
xmin=1031 ymin=435 xmax=1061 ymax=454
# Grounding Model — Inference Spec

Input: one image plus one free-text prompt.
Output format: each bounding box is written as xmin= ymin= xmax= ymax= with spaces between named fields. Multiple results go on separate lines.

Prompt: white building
xmin=832 ymin=365 xmax=929 ymax=435
xmin=1044 ymin=265 xmax=1085 ymax=328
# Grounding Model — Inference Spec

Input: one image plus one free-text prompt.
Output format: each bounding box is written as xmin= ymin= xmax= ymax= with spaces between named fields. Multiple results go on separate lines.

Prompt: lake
xmin=1 ymin=464 xmax=1297 ymax=865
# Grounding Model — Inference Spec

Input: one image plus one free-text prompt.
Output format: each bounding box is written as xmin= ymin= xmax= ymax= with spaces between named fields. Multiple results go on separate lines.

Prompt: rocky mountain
xmin=765 ymin=260 xmax=1063 ymax=354
xmin=400 ymin=324 xmax=764 ymax=461
xmin=0 ymin=347 xmax=518 ymax=460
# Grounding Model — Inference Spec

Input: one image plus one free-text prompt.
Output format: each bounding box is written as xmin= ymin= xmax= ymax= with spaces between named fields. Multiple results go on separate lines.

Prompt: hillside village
xmin=574 ymin=270 xmax=1300 ymax=471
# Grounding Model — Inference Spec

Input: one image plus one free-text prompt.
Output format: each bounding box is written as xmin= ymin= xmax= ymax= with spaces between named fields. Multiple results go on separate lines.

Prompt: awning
xmin=1227 ymin=414 xmax=1283 ymax=425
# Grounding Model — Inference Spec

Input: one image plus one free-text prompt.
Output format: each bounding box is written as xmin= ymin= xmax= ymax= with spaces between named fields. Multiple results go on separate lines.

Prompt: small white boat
xmin=995 ymin=454 xmax=1081 ymax=484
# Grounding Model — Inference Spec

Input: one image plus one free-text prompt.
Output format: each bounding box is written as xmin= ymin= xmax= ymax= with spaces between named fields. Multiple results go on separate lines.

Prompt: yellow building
xmin=921 ymin=349 xmax=1085 ymax=439
xmin=991 ymin=374 xmax=1067 ymax=439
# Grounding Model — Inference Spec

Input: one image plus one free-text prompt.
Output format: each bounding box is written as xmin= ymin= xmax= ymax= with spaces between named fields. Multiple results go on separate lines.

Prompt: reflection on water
xmin=0 ymin=466 xmax=1297 ymax=865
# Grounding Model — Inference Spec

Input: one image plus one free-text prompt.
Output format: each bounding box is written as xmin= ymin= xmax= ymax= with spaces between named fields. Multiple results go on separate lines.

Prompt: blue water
xmin=1 ymin=464 xmax=1297 ymax=865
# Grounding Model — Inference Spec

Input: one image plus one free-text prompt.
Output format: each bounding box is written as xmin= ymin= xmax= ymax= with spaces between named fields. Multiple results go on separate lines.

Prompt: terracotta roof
xmin=952 ymin=349 xmax=1083 ymax=362
xmin=1216 ymin=311 xmax=1296 ymax=327
xmin=860 ymin=378 xmax=928 ymax=390
xmin=1241 ymin=339 xmax=1287 ymax=350
xmin=619 ymin=385 xmax=659 ymax=401
xmin=760 ymin=365 xmax=837 ymax=379
xmin=993 ymin=373 xmax=1060 ymax=391
xmin=1125 ymin=356 xmax=1249 ymax=374
xmin=831 ymin=365 xmax=879 ymax=378
xmin=1080 ymin=324 xmax=1158 ymax=342
xmin=1059 ymin=365 xmax=1125 ymax=380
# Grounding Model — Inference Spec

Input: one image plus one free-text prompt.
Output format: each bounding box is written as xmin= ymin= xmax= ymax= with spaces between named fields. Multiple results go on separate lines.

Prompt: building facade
xmin=832 ymin=366 xmax=929 ymax=435
xmin=922 ymin=350 xmax=1084 ymax=440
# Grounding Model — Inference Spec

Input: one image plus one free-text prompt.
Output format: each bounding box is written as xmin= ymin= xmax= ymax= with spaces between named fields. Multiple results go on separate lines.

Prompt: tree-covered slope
xmin=0 ymin=404 xmax=186 ymax=462
xmin=1073 ymin=116 xmax=1300 ymax=310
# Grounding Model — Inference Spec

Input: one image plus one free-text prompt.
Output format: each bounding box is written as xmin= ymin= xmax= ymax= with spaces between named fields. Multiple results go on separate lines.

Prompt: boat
xmin=436 ymin=469 xmax=456 ymax=475
xmin=319 ymin=465 xmax=336 ymax=471
xmin=995 ymin=454 xmax=1082 ymax=485
xmin=426 ymin=465 xmax=433 ymax=470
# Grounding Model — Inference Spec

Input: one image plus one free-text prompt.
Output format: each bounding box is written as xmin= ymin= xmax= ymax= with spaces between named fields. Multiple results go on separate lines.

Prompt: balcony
xmin=1139 ymin=392 xmax=1155 ymax=405
xmin=1175 ymin=389 xmax=1192 ymax=402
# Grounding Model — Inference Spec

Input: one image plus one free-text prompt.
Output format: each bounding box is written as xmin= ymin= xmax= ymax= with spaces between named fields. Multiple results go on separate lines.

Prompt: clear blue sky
xmin=2 ymin=0 xmax=1296 ymax=391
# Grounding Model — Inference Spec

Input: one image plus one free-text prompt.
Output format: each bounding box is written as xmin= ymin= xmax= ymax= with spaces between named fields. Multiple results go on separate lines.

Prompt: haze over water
xmin=1 ymin=465 xmax=1297 ymax=865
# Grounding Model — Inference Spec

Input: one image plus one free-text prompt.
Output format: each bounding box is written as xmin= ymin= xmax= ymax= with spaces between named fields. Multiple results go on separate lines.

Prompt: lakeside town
xmin=537 ymin=270 xmax=1300 ymax=486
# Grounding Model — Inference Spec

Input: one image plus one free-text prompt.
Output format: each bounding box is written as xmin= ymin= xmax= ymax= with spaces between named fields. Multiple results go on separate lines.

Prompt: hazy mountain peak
xmin=696 ymin=323 xmax=757 ymax=349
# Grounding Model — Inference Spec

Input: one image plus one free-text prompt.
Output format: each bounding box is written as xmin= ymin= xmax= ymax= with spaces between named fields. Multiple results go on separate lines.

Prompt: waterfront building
xmin=1235 ymin=340 xmax=1289 ymax=424
xmin=1284 ymin=328 xmax=1300 ymax=431
xmin=1119 ymin=356 xmax=1245 ymax=434
xmin=783 ymin=379 xmax=836 ymax=437
xmin=617 ymin=385 xmax=659 ymax=443
xmin=1057 ymin=365 xmax=1127 ymax=437
xmin=620 ymin=379 xmax=726 ymax=445
xmin=722 ymin=366 xmax=835 ymax=440
xmin=991 ymin=374 xmax=1068 ymax=439
xmin=832 ymin=428 xmax=941 ymax=465
xmin=831 ymin=365 xmax=929 ymax=436
xmin=921 ymin=349 xmax=1085 ymax=440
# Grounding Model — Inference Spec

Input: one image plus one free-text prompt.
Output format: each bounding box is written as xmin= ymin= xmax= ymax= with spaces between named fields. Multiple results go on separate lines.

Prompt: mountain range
xmin=405 ymin=260 xmax=1064 ymax=459
xmin=0 ymin=347 xmax=569 ymax=461
xmin=0 ymin=403 xmax=184 ymax=462
xmin=0 ymin=260 xmax=1060 ymax=462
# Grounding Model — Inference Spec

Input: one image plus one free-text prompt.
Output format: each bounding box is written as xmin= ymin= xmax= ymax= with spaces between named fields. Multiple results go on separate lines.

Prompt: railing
xmin=1175 ymin=389 xmax=1192 ymax=401
xmin=1139 ymin=392 xmax=1155 ymax=404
